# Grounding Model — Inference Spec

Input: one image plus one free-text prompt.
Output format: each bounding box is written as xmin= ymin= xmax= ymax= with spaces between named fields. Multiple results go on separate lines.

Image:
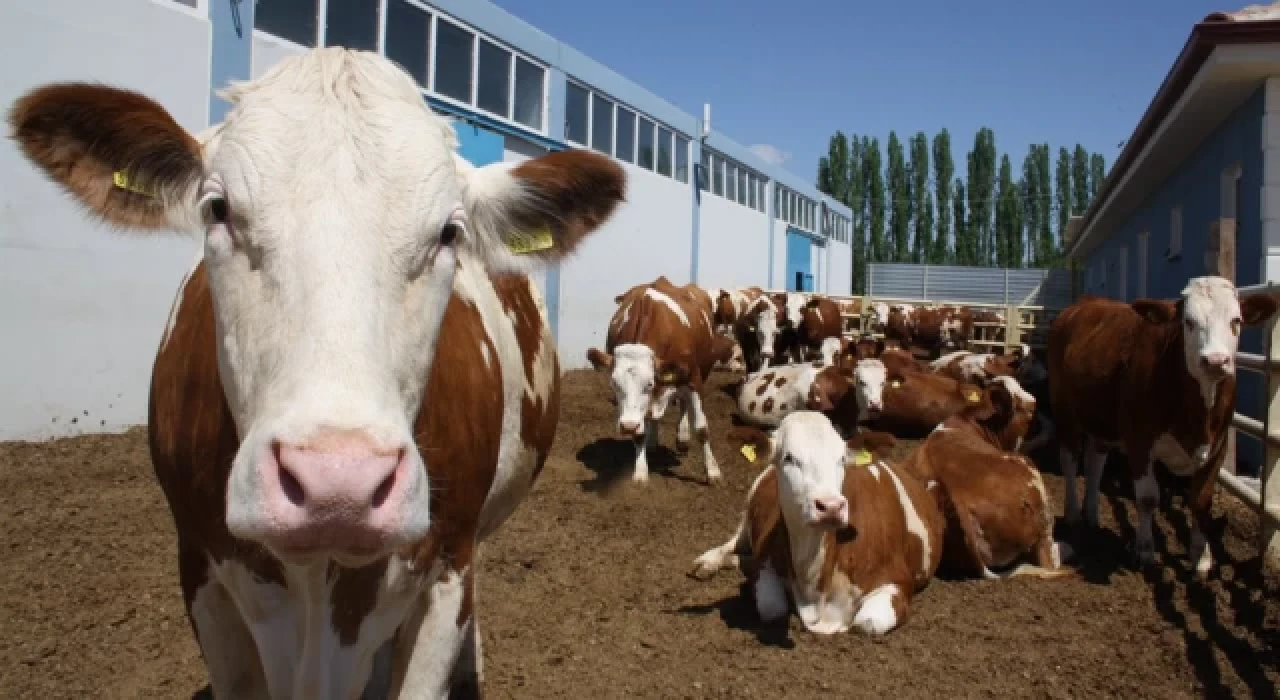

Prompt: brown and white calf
xmin=9 ymin=48 xmax=626 ymax=698
xmin=735 ymin=295 xmax=784 ymax=373
xmin=588 ymin=276 xmax=732 ymax=483
xmin=930 ymin=349 xmax=1019 ymax=386
xmin=714 ymin=288 xmax=751 ymax=335
xmin=856 ymin=362 xmax=988 ymax=439
xmin=691 ymin=412 xmax=944 ymax=636
xmin=1049 ymin=279 xmax=1278 ymax=575
xmin=901 ymin=376 xmax=1070 ymax=580
xmin=737 ymin=360 xmax=885 ymax=430
xmin=798 ymin=297 xmax=844 ymax=362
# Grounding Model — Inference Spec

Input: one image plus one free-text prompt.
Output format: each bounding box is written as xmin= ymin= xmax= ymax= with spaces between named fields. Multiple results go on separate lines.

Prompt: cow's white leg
xmin=1133 ymin=467 xmax=1160 ymax=567
xmin=393 ymin=567 xmax=474 ymax=699
xmin=685 ymin=389 xmax=721 ymax=483
xmin=1189 ymin=525 xmax=1213 ymax=578
xmin=676 ymin=398 xmax=692 ymax=453
xmin=852 ymin=584 xmax=901 ymax=637
xmin=754 ymin=564 xmax=789 ymax=623
xmin=1082 ymin=445 xmax=1107 ymax=529
xmin=1060 ymin=445 xmax=1081 ymax=525
xmin=632 ymin=434 xmax=650 ymax=483
xmin=190 ymin=576 xmax=271 ymax=700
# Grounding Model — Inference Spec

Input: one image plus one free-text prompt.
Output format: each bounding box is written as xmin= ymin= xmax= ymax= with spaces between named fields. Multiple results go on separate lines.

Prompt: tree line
xmin=816 ymin=129 xmax=1108 ymax=293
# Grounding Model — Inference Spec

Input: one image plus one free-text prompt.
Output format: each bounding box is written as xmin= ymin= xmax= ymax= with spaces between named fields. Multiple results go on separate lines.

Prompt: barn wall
xmin=697 ymin=196 xmax=770 ymax=290
xmin=826 ymin=238 xmax=853 ymax=296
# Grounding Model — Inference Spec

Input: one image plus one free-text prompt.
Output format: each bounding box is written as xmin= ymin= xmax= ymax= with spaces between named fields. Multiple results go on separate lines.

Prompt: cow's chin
xmin=269 ymin=543 xmax=387 ymax=568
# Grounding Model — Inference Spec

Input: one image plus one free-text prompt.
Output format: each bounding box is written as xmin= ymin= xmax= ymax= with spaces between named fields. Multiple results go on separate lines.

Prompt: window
xmin=747 ymin=175 xmax=757 ymax=210
xmin=614 ymin=107 xmax=636 ymax=163
xmin=725 ymin=162 xmax=737 ymax=201
xmin=565 ymin=82 xmax=589 ymax=145
xmin=385 ymin=1 xmax=430 ymax=87
xmin=257 ymin=0 xmax=318 ymax=47
xmin=712 ymin=155 xmax=724 ymax=196
xmin=757 ymin=179 xmax=765 ymax=212
xmin=512 ymin=58 xmax=544 ymax=130
xmin=325 ymin=0 xmax=379 ymax=51
xmin=698 ymin=149 xmax=710 ymax=191
xmin=637 ymin=117 xmax=655 ymax=170
xmin=1168 ymin=205 xmax=1182 ymax=259
xmin=433 ymin=20 xmax=474 ymax=102
xmin=476 ymin=39 xmax=511 ymax=117
xmin=657 ymin=128 xmax=673 ymax=176
xmin=676 ymin=136 xmax=690 ymax=183
xmin=737 ymin=169 xmax=747 ymax=205
xmin=591 ymin=95 xmax=614 ymax=154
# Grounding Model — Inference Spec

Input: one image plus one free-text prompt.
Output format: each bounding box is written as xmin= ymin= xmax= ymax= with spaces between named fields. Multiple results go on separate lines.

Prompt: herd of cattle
xmin=9 ymin=47 xmax=1278 ymax=698
xmin=588 ymin=274 xmax=1278 ymax=637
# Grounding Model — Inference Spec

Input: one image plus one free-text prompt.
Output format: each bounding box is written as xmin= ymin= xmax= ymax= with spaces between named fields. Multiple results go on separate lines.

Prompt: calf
xmin=738 ymin=361 xmax=885 ymax=430
xmin=865 ymin=365 xmax=988 ymax=439
xmin=1049 ymin=279 xmax=1278 ymax=575
xmin=8 ymin=47 xmax=625 ymax=698
xmin=911 ymin=306 xmax=972 ymax=358
xmin=930 ymin=350 xmax=1019 ymax=386
xmin=799 ymin=297 xmax=844 ymax=361
xmin=735 ymin=296 xmax=784 ymax=373
xmin=588 ymin=276 xmax=733 ymax=484
xmin=901 ymin=377 xmax=1070 ymax=580
xmin=772 ymin=291 xmax=807 ymax=363
xmin=691 ymin=412 xmax=944 ymax=636
xmin=714 ymin=289 xmax=750 ymax=336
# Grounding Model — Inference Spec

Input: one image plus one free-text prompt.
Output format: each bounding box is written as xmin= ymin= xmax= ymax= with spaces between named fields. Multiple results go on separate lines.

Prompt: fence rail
xmin=1226 ymin=282 xmax=1280 ymax=561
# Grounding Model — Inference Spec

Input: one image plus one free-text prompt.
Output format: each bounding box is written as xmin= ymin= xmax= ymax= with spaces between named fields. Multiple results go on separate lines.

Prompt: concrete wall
xmin=770 ymin=220 xmax=789 ymax=290
xmin=827 ymin=240 xmax=853 ymax=296
xmin=1082 ymin=85 xmax=1266 ymax=473
xmin=556 ymin=164 xmax=693 ymax=369
xmin=697 ymin=196 xmax=770 ymax=290
xmin=0 ymin=0 xmax=210 ymax=440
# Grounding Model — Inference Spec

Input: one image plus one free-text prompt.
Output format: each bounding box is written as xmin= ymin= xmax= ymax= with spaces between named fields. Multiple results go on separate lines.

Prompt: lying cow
xmin=855 ymin=362 xmax=988 ymax=439
xmin=691 ymin=412 xmax=944 ymax=636
xmin=1049 ymin=278 xmax=1278 ymax=575
xmin=738 ymin=360 xmax=885 ymax=430
xmin=930 ymin=349 xmax=1020 ymax=386
xmin=900 ymin=376 xmax=1071 ymax=580
xmin=588 ymin=277 xmax=733 ymax=484
xmin=8 ymin=47 xmax=626 ymax=698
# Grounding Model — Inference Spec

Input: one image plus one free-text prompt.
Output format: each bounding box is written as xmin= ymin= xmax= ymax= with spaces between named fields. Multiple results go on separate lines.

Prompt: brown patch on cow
xmin=774 ymin=376 xmax=788 ymax=388
xmin=763 ymin=398 xmax=775 ymax=414
xmin=755 ymin=373 xmax=777 ymax=396
xmin=329 ymin=558 xmax=390 ymax=645
xmin=510 ymin=150 xmax=627 ymax=259
xmin=9 ymin=82 xmax=202 ymax=230
xmin=779 ymin=403 xmax=788 ymax=411
xmin=748 ymin=401 xmax=757 ymax=412
xmin=492 ymin=274 xmax=560 ymax=481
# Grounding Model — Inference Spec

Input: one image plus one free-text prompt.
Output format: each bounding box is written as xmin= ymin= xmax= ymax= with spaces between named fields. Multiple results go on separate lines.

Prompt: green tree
xmin=994 ymin=154 xmax=1017 ymax=267
xmin=1035 ymin=144 xmax=1052 ymax=267
xmin=887 ymin=131 xmax=910 ymax=262
xmin=1022 ymin=146 xmax=1043 ymax=265
xmin=909 ymin=132 xmax=931 ymax=263
xmin=1089 ymin=152 xmax=1107 ymax=205
xmin=1071 ymin=144 xmax=1089 ymax=216
xmin=865 ymin=138 xmax=886 ymax=264
xmin=1055 ymin=147 xmax=1073 ymax=264
xmin=954 ymin=178 xmax=969 ymax=264
xmin=932 ymin=129 xmax=954 ymax=264
xmin=967 ymin=128 xmax=997 ymax=266
xmin=849 ymin=137 xmax=867 ymax=293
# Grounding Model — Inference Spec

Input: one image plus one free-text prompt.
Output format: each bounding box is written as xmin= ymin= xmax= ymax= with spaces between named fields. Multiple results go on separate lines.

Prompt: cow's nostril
xmin=279 ymin=464 xmax=305 ymax=507
xmin=371 ymin=469 xmax=396 ymax=509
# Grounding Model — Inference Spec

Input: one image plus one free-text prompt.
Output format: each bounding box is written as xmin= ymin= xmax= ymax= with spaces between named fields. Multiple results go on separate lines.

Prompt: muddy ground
xmin=2 ymin=368 xmax=1280 ymax=699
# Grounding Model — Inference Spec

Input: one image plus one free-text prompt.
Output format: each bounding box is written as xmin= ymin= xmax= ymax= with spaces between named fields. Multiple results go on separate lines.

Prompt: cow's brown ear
xmin=710 ymin=336 xmax=736 ymax=364
xmin=656 ymin=361 xmax=690 ymax=387
xmin=9 ymin=82 xmax=203 ymax=231
xmin=1131 ymin=298 xmax=1177 ymax=324
xmin=726 ymin=425 xmax=775 ymax=463
xmin=1241 ymin=294 xmax=1279 ymax=326
xmin=847 ymin=430 xmax=897 ymax=455
xmin=808 ymin=368 xmax=849 ymax=411
xmin=959 ymin=382 xmax=995 ymax=419
xmin=586 ymin=348 xmax=614 ymax=371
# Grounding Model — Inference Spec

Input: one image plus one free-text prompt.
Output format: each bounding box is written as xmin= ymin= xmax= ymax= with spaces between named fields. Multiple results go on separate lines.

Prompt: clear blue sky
xmin=491 ymin=0 xmax=1230 ymax=185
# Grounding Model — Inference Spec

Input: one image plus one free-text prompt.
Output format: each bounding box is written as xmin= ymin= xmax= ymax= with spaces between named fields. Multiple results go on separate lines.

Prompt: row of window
xmin=776 ymin=186 xmax=818 ymax=232
xmin=257 ymin=0 xmax=548 ymax=132
xmin=696 ymin=149 xmax=766 ymax=212
xmin=824 ymin=210 xmax=851 ymax=244
xmin=564 ymin=83 xmax=690 ymax=183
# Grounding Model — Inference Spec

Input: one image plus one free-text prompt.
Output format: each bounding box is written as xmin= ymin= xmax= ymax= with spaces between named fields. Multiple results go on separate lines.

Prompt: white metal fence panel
xmin=867 ymin=264 xmax=1073 ymax=309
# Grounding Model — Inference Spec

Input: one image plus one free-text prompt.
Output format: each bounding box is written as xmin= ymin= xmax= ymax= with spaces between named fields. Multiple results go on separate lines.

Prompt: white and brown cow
xmin=930 ymin=349 xmax=1019 ymax=386
xmin=1050 ymin=280 xmax=1278 ymax=575
xmin=901 ymin=376 xmax=1071 ymax=580
xmin=588 ymin=276 xmax=732 ymax=484
xmin=9 ymin=48 xmax=625 ymax=699
xmin=691 ymin=412 xmax=944 ymax=636
xmin=735 ymin=295 xmax=784 ymax=373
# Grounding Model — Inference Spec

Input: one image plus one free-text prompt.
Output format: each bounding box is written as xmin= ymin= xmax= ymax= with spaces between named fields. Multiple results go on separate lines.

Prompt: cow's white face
xmin=818 ymin=337 xmax=844 ymax=366
xmin=774 ymin=412 xmax=849 ymax=529
xmin=609 ymin=344 xmax=662 ymax=435
xmin=10 ymin=48 xmax=624 ymax=563
xmin=753 ymin=302 xmax=780 ymax=360
xmin=853 ymin=359 xmax=887 ymax=421
xmin=1179 ymin=277 xmax=1245 ymax=385
xmin=785 ymin=293 xmax=807 ymax=328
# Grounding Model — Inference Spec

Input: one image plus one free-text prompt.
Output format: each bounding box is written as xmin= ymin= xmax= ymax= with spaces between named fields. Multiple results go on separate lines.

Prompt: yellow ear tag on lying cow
xmin=507 ymin=226 xmax=554 ymax=255
xmin=660 ymin=370 xmax=677 ymax=383
xmin=891 ymin=380 xmax=902 ymax=389
xmin=112 ymin=170 xmax=155 ymax=197
xmin=852 ymin=449 xmax=873 ymax=467
xmin=966 ymin=390 xmax=981 ymax=403
xmin=740 ymin=444 xmax=757 ymax=462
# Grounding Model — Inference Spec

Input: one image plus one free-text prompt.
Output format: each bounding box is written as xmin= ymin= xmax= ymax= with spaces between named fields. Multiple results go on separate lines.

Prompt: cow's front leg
xmin=1131 ymin=448 xmax=1160 ymax=568
xmin=676 ymin=398 xmax=692 ymax=454
xmin=1082 ymin=440 xmax=1107 ymax=529
xmin=683 ymin=389 xmax=720 ymax=484
xmin=391 ymin=566 xmax=478 ymax=699
xmin=1186 ymin=457 xmax=1221 ymax=579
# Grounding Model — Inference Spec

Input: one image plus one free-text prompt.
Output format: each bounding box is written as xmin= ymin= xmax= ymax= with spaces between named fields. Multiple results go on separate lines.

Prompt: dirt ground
xmin=3 ymin=368 xmax=1280 ymax=699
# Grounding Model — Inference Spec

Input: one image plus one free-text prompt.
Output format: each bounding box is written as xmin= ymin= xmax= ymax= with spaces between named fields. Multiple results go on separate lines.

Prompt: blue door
xmin=785 ymin=229 xmax=814 ymax=292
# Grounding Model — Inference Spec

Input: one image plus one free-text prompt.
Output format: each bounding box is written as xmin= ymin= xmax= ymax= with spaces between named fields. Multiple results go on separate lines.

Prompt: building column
xmin=542 ymin=67 xmax=568 ymax=342
xmin=690 ymin=136 xmax=703 ymax=285
xmin=1262 ymin=76 xmax=1280 ymax=283
xmin=766 ymin=181 xmax=776 ymax=289
xmin=209 ymin=0 xmax=255 ymax=123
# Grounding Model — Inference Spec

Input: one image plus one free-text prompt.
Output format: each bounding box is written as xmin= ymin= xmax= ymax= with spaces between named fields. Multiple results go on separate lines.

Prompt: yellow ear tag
xmin=853 ymin=448 xmax=873 ymax=467
xmin=746 ymin=325 xmax=756 ymax=332
xmin=507 ymin=226 xmax=554 ymax=255
xmin=112 ymin=170 xmax=155 ymax=197
xmin=660 ymin=371 xmax=677 ymax=383
xmin=891 ymin=380 xmax=902 ymax=388
xmin=740 ymin=444 xmax=757 ymax=462
xmin=966 ymin=391 xmax=981 ymax=403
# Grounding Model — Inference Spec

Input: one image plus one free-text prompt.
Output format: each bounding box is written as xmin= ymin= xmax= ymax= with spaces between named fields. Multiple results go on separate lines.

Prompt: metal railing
xmin=1224 ymin=282 xmax=1280 ymax=559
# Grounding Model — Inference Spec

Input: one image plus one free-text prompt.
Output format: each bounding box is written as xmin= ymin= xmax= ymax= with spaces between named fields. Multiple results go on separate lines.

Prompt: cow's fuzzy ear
xmin=1131 ymin=298 xmax=1177 ymax=324
xmin=460 ymin=148 xmax=625 ymax=273
xmin=1241 ymin=294 xmax=1279 ymax=326
xmin=586 ymin=348 xmax=614 ymax=371
xmin=655 ymin=361 xmax=691 ymax=387
xmin=846 ymin=430 xmax=897 ymax=455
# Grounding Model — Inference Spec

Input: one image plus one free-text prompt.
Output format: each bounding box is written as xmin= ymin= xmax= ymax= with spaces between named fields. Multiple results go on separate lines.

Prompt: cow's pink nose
xmin=813 ymin=496 xmax=849 ymax=527
xmin=1201 ymin=352 xmax=1231 ymax=372
xmin=262 ymin=429 xmax=412 ymax=555
xmin=619 ymin=420 xmax=642 ymax=437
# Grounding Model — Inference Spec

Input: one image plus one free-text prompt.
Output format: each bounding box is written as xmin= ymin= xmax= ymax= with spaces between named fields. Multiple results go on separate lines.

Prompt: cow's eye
xmin=440 ymin=222 xmax=460 ymax=246
xmin=200 ymin=192 xmax=229 ymax=225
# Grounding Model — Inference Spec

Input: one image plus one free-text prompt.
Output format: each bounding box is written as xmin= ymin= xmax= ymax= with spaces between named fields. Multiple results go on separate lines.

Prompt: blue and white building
xmin=0 ymin=0 xmax=851 ymax=439
xmin=1066 ymin=5 xmax=1280 ymax=473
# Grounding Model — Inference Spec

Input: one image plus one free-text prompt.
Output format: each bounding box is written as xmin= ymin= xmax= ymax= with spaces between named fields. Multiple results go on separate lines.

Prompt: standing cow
xmin=798 ymin=297 xmax=844 ymax=362
xmin=1049 ymin=278 xmax=1277 ymax=575
xmin=588 ymin=277 xmax=733 ymax=484
xmin=8 ymin=48 xmax=625 ymax=698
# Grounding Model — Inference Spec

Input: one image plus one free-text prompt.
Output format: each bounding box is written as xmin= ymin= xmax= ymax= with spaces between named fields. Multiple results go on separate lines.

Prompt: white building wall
xmin=0 ymin=0 xmax=211 ymax=440
xmin=697 ymin=197 xmax=769 ymax=290
xmin=252 ymin=31 xmax=306 ymax=79
xmin=770 ymin=220 xmax=789 ymax=290
xmin=827 ymin=240 xmax=852 ymax=296
xmin=557 ymin=165 xmax=692 ymax=369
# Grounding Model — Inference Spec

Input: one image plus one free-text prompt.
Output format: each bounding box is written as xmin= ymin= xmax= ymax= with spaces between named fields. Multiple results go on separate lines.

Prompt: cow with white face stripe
xmin=691 ymin=412 xmax=944 ymax=636
xmin=588 ymin=276 xmax=733 ymax=484
xmin=735 ymin=296 xmax=784 ymax=373
xmin=1050 ymin=277 xmax=1278 ymax=576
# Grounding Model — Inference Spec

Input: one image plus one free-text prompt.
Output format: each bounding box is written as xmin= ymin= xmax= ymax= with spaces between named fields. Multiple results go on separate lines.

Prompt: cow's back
xmin=1048 ymin=297 xmax=1142 ymax=445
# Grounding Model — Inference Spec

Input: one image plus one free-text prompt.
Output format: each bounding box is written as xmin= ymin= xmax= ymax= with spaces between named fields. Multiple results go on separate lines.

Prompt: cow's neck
xmin=779 ymin=498 xmax=828 ymax=597
xmin=1152 ymin=322 xmax=1223 ymax=429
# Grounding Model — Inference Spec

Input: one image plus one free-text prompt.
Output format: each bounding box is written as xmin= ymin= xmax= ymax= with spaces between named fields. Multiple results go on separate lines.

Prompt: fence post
xmin=922 ymin=265 xmax=929 ymax=299
xmin=1265 ymin=316 xmax=1280 ymax=570
xmin=1005 ymin=304 xmax=1020 ymax=354
xmin=1003 ymin=268 xmax=1010 ymax=305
